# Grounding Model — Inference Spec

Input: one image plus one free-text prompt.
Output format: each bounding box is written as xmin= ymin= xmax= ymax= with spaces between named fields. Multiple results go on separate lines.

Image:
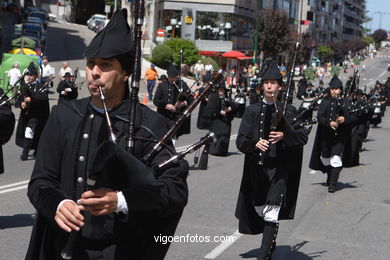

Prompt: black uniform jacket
xmin=153 ymin=79 xmax=193 ymax=137
xmin=205 ymin=93 xmax=234 ymax=156
xmin=56 ymin=80 xmax=78 ymax=104
xmin=25 ymin=98 xmax=189 ymax=260
xmin=15 ymin=82 xmax=50 ymax=149
xmin=309 ymin=96 xmax=358 ymax=172
xmin=0 ymin=89 xmax=16 ymax=174
xmin=235 ymin=102 xmax=309 ymax=235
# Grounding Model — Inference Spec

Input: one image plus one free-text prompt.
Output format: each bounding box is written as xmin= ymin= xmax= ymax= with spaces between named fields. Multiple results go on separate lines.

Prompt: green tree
xmin=316 ymin=45 xmax=334 ymax=63
xmin=258 ymin=8 xmax=291 ymax=59
xmin=371 ymin=29 xmax=388 ymax=48
xmin=362 ymin=36 xmax=374 ymax=46
xmin=151 ymin=44 xmax=173 ymax=69
xmin=164 ymin=38 xmax=200 ymax=67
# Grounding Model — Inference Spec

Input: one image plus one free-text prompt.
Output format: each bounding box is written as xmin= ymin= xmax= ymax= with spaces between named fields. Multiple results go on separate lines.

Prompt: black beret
xmin=167 ymin=63 xmax=180 ymax=78
xmin=329 ymin=74 xmax=343 ymax=90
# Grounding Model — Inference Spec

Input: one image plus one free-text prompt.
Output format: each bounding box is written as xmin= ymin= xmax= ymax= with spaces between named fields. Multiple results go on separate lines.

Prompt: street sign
xmin=185 ymin=16 xmax=193 ymax=24
xmin=105 ymin=5 xmax=110 ymax=13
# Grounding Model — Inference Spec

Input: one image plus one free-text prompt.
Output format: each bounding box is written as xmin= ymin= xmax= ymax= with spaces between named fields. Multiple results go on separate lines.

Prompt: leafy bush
xmin=352 ymin=57 xmax=360 ymax=66
xmin=151 ymin=44 xmax=173 ymax=69
xmin=164 ymin=38 xmax=200 ymax=67
xmin=303 ymin=67 xmax=316 ymax=80
xmin=330 ymin=65 xmax=341 ymax=76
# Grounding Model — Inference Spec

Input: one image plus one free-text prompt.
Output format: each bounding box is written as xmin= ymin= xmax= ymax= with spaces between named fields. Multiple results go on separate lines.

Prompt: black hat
xmin=167 ymin=63 xmax=179 ymax=78
xmin=355 ymin=89 xmax=363 ymax=95
xmin=27 ymin=61 xmax=38 ymax=75
xmin=329 ymin=74 xmax=343 ymax=90
xmin=85 ymin=9 xmax=133 ymax=59
xmin=63 ymin=72 xmax=72 ymax=78
xmin=261 ymin=61 xmax=282 ymax=81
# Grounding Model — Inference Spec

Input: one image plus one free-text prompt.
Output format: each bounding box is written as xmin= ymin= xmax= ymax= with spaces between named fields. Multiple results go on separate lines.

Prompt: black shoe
xmin=20 ymin=154 xmax=28 ymax=161
xmin=326 ymin=179 xmax=330 ymax=186
xmin=328 ymin=185 xmax=336 ymax=193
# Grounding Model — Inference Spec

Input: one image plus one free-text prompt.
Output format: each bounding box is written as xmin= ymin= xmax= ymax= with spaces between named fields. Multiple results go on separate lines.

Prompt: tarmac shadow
xmin=0 ymin=213 xmax=35 ymax=229
xmin=239 ymin=241 xmax=324 ymax=259
xmin=336 ymin=181 xmax=359 ymax=191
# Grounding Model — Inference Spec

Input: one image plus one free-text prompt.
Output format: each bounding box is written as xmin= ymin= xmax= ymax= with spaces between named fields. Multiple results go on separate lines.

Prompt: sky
xmin=365 ymin=0 xmax=390 ymax=33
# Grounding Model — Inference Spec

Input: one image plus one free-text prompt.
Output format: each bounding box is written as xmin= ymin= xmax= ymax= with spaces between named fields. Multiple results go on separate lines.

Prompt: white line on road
xmin=204 ymin=230 xmax=243 ymax=259
xmin=367 ymin=70 xmax=388 ymax=87
xmin=0 ymin=184 xmax=28 ymax=194
xmin=0 ymin=180 xmax=29 ymax=190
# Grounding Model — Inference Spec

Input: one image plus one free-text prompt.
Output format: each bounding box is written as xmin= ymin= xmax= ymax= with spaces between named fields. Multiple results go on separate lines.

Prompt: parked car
xmin=87 ymin=14 xmax=106 ymax=30
xmin=93 ymin=19 xmax=106 ymax=33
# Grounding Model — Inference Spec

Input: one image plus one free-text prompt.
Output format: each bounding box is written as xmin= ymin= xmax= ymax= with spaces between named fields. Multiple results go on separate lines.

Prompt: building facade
xmin=298 ymin=0 xmax=364 ymax=45
xmin=123 ymin=0 xmax=258 ymax=55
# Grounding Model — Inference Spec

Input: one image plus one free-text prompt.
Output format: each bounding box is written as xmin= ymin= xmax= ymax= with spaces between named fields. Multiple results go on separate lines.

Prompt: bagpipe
xmin=36 ymin=75 xmax=56 ymax=93
xmin=60 ymin=1 xmax=217 ymax=258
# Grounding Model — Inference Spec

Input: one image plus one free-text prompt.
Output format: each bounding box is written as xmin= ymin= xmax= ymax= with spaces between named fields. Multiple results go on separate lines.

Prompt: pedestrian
xmin=25 ymin=9 xmax=189 ymax=260
xmin=144 ymin=63 xmax=159 ymax=100
xmin=15 ymin=62 xmax=50 ymax=161
xmin=40 ymin=56 xmax=55 ymax=88
xmin=56 ymin=72 xmax=78 ymax=104
xmin=153 ymin=63 xmax=193 ymax=139
xmin=204 ymin=60 xmax=213 ymax=82
xmin=193 ymin=59 xmax=204 ymax=80
xmin=309 ymin=75 xmax=353 ymax=193
xmin=235 ymin=61 xmax=308 ymax=260
xmin=7 ymin=62 xmax=22 ymax=87
xmin=58 ymin=61 xmax=73 ymax=82
xmin=0 ymin=88 xmax=16 ymax=174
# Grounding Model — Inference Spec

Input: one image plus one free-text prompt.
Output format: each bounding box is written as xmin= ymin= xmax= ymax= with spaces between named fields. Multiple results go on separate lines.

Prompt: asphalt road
xmin=1 ymin=21 xmax=390 ymax=260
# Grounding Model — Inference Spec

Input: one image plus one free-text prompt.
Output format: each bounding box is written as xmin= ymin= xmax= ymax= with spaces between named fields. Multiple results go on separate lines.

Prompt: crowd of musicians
xmin=0 ymin=8 xmax=390 ymax=260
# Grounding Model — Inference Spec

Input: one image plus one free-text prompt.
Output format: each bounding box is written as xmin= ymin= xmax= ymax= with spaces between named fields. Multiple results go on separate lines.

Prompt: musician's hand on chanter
xmin=55 ymin=200 xmax=85 ymax=232
xmin=336 ymin=116 xmax=345 ymax=124
xmin=220 ymin=110 xmax=226 ymax=116
xmin=176 ymin=100 xmax=187 ymax=108
xmin=79 ymin=188 xmax=118 ymax=216
xmin=330 ymin=121 xmax=338 ymax=130
xmin=269 ymin=131 xmax=284 ymax=144
xmin=21 ymin=101 xmax=27 ymax=109
xmin=256 ymin=138 xmax=269 ymax=152
xmin=24 ymin=97 xmax=31 ymax=103
xmin=165 ymin=104 xmax=176 ymax=112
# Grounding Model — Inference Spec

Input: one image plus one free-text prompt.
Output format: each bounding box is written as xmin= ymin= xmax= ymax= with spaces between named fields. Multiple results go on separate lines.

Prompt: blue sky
xmin=366 ymin=0 xmax=390 ymax=33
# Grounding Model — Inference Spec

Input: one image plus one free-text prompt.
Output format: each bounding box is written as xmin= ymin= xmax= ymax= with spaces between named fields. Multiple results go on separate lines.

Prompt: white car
xmin=87 ymin=14 xmax=107 ymax=30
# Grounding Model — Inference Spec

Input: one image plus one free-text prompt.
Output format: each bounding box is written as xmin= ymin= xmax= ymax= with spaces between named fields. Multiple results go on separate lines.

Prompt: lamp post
xmin=253 ymin=0 xmax=263 ymax=64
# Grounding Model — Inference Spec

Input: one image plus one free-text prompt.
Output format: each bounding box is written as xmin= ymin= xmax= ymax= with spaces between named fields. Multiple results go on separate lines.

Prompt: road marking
xmin=0 ymin=184 xmax=28 ymax=194
xmin=367 ymin=70 xmax=388 ymax=87
xmin=0 ymin=180 xmax=29 ymax=190
xmin=204 ymin=230 xmax=243 ymax=259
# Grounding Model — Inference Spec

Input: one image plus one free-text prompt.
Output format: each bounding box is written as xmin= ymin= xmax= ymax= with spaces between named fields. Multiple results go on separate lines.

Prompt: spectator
xmin=58 ymin=62 xmax=73 ymax=82
xmin=40 ymin=57 xmax=55 ymax=88
xmin=193 ymin=60 xmax=204 ymax=80
xmin=144 ymin=63 xmax=159 ymax=101
xmin=7 ymin=62 xmax=22 ymax=87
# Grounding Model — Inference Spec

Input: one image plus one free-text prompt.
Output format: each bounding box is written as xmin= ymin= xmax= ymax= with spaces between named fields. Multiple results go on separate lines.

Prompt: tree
xmin=316 ymin=45 xmax=334 ymax=63
xmin=362 ymin=36 xmax=374 ymax=46
xmin=164 ymin=38 xmax=200 ymax=67
xmin=258 ymin=8 xmax=291 ymax=59
xmin=371 ymin=29 xmax=388 ymax=47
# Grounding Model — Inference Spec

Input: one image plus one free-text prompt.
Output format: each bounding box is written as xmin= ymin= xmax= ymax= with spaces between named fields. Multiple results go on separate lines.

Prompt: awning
xmin=237 ymin=56 xmax=253 ymax=60
xmin=199 ymin=51 xmax=219 ymax=56
xmin=222 ymin=50 xmax=245 ymax=58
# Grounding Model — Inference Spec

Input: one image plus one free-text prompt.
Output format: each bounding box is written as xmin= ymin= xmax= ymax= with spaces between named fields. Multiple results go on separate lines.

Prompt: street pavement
xmin=1 ymin=21 xmax=390 ymax=259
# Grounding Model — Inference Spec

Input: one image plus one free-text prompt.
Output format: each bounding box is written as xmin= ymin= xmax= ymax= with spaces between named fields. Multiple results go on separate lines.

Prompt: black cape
xmin=235 ymin=102 xmax=309 ymax=234
xmin=25 ymin=98 xmax=189 ymax=260
xmin=0 ymin=89 xmax=16 ymax=174
xmin=15 ymin=81 xmax=50 ymax=149
xmin=153 ymin=79 xmax=193 ymax=138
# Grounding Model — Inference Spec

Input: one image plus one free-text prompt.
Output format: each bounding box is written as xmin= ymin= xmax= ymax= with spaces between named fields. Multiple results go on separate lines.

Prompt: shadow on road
xmin=239 ymin=241 xmax=325 ymax=259
xmin=0 ymin=213 xmax=35 ymax=229
xmin=46 ymin=24 xmax=87 ymax=62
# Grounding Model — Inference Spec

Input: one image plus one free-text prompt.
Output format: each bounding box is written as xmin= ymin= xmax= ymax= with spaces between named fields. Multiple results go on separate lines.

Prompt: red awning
xmin=222 ymin=50 xmax=246 ymax=58
xmin=199 ymin=51 xmax=219 ymax=56
xmin=237 ymin=56 xmax=253 ymax=60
